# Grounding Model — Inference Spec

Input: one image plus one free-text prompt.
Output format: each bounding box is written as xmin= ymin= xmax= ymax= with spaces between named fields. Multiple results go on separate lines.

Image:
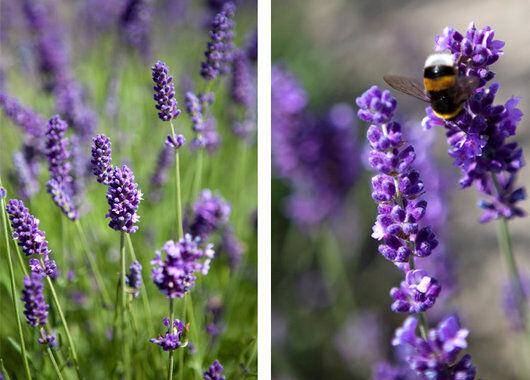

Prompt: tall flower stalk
xmin=424 ymin=22 xmax=528 ymax=337
xmin=0 ymin=185 xmax=32 ymax=380
xmin=356 ymin=86 xmax=478 ymax=378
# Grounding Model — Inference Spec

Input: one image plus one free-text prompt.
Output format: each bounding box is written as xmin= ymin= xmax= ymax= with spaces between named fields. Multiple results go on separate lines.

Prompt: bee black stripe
xmin=424 ymin=65 xmax=455 ymax=79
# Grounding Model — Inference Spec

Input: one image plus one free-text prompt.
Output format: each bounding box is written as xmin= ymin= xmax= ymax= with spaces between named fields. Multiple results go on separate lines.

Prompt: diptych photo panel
xmin=1 ymin=0 xmax=530 ymax=379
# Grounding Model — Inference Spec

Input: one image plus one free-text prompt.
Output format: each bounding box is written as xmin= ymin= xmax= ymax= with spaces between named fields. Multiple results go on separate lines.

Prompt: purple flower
xmin=46 ymin=178 xmax=79 ymax=221
xmin=356 ymin=86 xmax=397 ymax=124
xmin=38 ymin=327 xmax=57 ymax=347
xmin=44 ymin=115 xmax=71 ymax=182
xmin=220 ymin=226 xmax=245 ymax=269
xmin=204 ymin=360 xmax=225 ymax=380
xmin=425 ymin=24 xmax=526 ymax=222
xmin=245 ymin=29 xmax=257 ymax=62
xmin=151 ymin=234 xmax=214 ymax=298
xmin=126 ymin=261 xmax=142 ymax=298
xmin=201 ymin=2 xmax=236 ymax=80
xmin=12 ymin=151 xmax=40 ymax=200
xmin=166 ymin=134 xmax=186 ymax=149
xmin=91 ymin=134 xmax=113 ymax=185
xmin=151 ymin=61 xmax=181 ymax=122
xmin=0 ymin=187 xmax=6 ymax=199
xmin=357 ymin=86 xmax=441 ymax=313
xmin=6 ymin=199 xmax=51 ymax=257
xmin=392 ymin=316 xmax=476 ymax=379
xmin=371 ymin=363 xmax=408 ymax=380
xmin=150 ymin=318 xmax=185 ymax=351
xmin=149 ymin=144 xmax=174 ymax=202
xmin=231 ymin=49 xmax=252 ymax=107
xmin=390 ymin=270 xmax=441 ymax=313
xmin=190 ymin=190 xmax=231 ymax=241
xmin=105 ymin=165 xmax=143 ymax=233
xmin=502 ymin=275 xmax=530 ymax=331
xmin=185 ymin=91 xmax=207 ymax=133
xmin=0 ymin=92 xmax=46 ymax=144
xmin=191 ymin=117 xmax=221 ymax=153
xmin=120 ymin=0 xmax=153 ymax=55
xmin=21 ymin=272 xmax=49 ymax=327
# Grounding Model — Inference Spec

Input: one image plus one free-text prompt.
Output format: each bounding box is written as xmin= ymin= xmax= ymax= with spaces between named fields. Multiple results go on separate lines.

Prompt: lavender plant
xmin=356 ymin=86 xmax=478 ymax=378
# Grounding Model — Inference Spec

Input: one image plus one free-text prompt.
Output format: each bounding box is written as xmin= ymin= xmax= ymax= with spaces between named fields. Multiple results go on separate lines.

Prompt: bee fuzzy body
xmin=423 ymin=54 xmax=462 ymax=120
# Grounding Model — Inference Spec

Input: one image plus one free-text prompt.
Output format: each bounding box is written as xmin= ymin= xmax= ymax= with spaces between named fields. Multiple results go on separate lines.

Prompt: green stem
xmin=491 ymin=173 xmax=530 ymax=336
xmin=119 ymin=232 xmax=128 ymax=377
xmin=1 ymin=192 xmax=32 ymax=380
xmin=169 ymin=298 xmax=175 ymax=380
xmin=169 ymin=121 xmax=184 ymax=239
xmin=7 ymin=223 xmax=29 ymax=277
xmin=418 ymin=313 xmax=428 ymax=341
xmin=61 ymin=214 xmax=67 ymax=269
xmin=178 ymin=296 xmax=187 ymax=380
xmin=125 ymin=234 xmax=154 ymax=337
xmin=74 ymin=220 xmax=112 ymax=306
xmin=41 ymin=259 xmax=81 ymax=379
xmin=46 ymin=346 xmax=63 ymax=380
xmin=243 ymin=338 xmax=257 ymax=379
xmin=193 ymin=149 xmax=204 ymax=200
xmin=185 ymin=292 xmax=201 ymax=372
xmin=0 ymin=358 xmax=13 ymax=380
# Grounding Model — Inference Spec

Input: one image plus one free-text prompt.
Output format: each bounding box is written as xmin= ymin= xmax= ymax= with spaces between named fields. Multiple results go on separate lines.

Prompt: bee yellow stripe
xmin=424 ymin=75 xmax=455 ymax=92
xmin=432 ymin=104 xmax=463 ymax=120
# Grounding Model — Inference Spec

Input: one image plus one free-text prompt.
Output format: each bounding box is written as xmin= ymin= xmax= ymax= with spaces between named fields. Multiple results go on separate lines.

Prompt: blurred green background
xmin=272 ymin=0 xmax=530 ymax=379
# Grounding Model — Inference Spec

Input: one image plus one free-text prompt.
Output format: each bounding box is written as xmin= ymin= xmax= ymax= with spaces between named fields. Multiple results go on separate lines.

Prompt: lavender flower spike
xmin=150 ymin=317 xmax=186 ymax=351
xmin=126 ymin=261 xmax=142 ymax=298
xmin=106 ymin=165 xmax=143 ymax=233
xmin=357 ymin=86 xmax=440 ymax=313
xmin=21 ymin=272 xmax=49 ymax=327
xmin=45 ymin=115 xmax=71 ymax=182
xmin=190 ymin=189 xmax=231 ymax=241
xmin=200 ymin=2 xmax=236 ymax=80
xmin=6 ymin=199 xmax=51 ymax=257
xmin=91 ymin=134 xmax=113 ymax=185
xmin=392 ymin=315 xmax=476 ymax=379
xmin=204 ymin=360 xmax=225 ymax=380
xmin=47 ymin=178 xmax=79 ymax=221
xmin=151 ymin=234 xmax=215 ymax=298
xmin=151 ymin=61 xmax=181 ymax=122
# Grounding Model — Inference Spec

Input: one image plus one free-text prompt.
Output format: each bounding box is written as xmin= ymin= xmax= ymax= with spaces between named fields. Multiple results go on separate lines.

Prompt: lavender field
xmin=0 ymin=1 xmax=257 ymax=379
xmin=272 ymin=0 xmax=530 ymax=379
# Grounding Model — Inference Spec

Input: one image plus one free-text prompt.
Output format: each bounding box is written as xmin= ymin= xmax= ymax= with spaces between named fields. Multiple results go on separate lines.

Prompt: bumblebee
xmin=383 ymin=53 xmax=479 ymax=120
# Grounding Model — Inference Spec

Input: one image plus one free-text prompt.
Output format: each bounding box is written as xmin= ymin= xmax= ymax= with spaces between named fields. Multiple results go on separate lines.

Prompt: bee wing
xmin=454 ymin=76 xmax=481 ymax=103
xmin=383 ymin=75 xmax=430 ymax=102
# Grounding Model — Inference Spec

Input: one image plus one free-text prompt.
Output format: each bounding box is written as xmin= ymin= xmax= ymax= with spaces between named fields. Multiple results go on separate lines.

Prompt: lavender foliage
xmin=150 ymin=317 xmax=185 ymax=351
xmin=423 ymin=22 xmax=526 ymax=223
xmin=105 ymin=165 xmax=143 ymax=233
xmin=201 ymin=2 xmax=236 ymax=80
xmin=151 ymin=234 xmax=214 ymax=299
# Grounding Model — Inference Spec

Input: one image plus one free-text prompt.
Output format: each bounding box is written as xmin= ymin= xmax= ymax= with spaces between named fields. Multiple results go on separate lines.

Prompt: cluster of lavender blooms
xmin=120 ymin=0 xmax=153 ymax=55
xmin=126 ymin=261 xmax=143 ymax=298
xmin=189 ymin=189 xmax=231 ymax=241
xmin=231 ymin=50 xmax=252 ymax=107
xmin=44 ymin=115 xmax=79 ymax=221
xmin=90 ymin=133 xmax=143 ymax=233
xmin=21 ymin=273 xmax=56 ymax=346
xmin=392 ymin=316 xmax=475 ymax=379
xmin=185 ymin=91 xmax=220 ymax=150
xmin=357 ymin=86 xmax=441 ymax=313
xmin=0 ymin=93 xmax=45 ymax=199
xmin=220 ymin=226 xmax=245 ymax=269
xmin=151 ymin=234 xmax=215 ymax=299
xmin=6 ymin=199 xmax=58 ymax=279
xmin=152 ymin=61 xmax=182 ymax=122
xmin=423 ymin=22 xmax=526 ymax=223
xmin=150 ymin=317 xmax=186 ymax=351
xmin=357 ymin=87 xmax=477 ymax=378
xmin=204 ymin=360 xmax=225 ymax=380
xmin=502 ymin=276 xmax=530 ymax=331
xmin=201 ymin=2 xmax=236 ymax=80
xmin=272 ymin=65 xmax=360 ymax=227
